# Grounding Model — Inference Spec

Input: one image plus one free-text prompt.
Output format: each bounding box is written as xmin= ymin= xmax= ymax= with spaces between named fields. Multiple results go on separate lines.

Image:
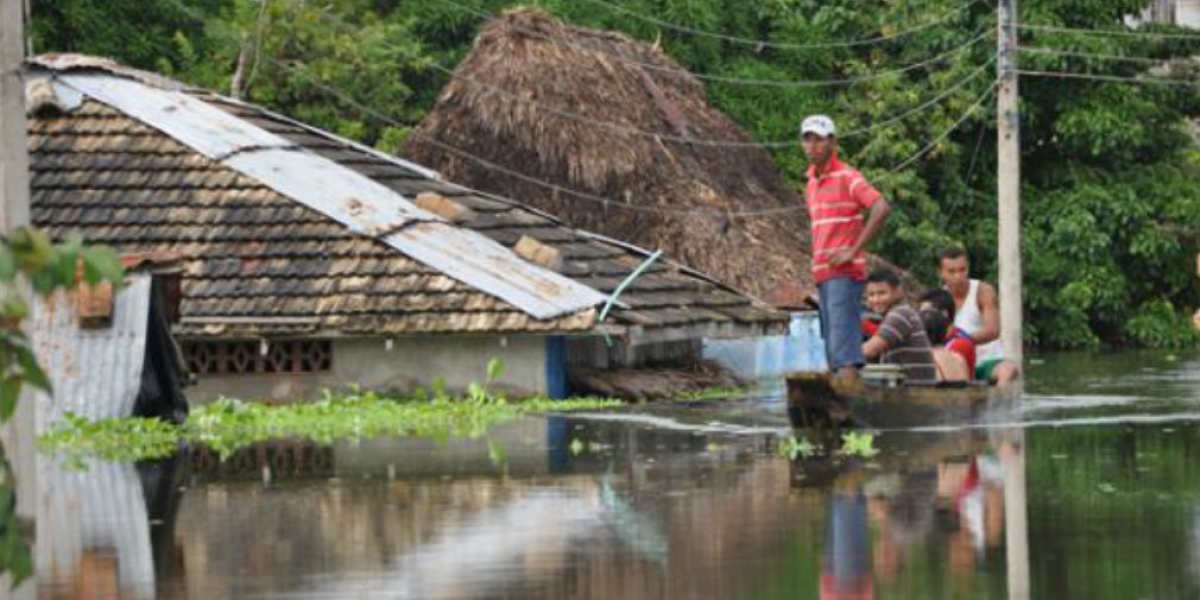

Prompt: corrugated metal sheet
xmin=55 ymin=73 xmax=606 ymax=320
xmin=58 ymin=73 xmax=290 ymax=158
xmin=30 ymin=275 xmax=152 ymax=425
xmin=212 ymin=93 xmax=446 ymax=181
xmin=24 ymin=73 xmax=84 ymax=111
xmin=29 ymin=53 xmax=188 ymax=91
xmin=387 ymin=222 xmax=595 ymax=318
xmin=37 ymin=456 xmax=156 ymax=599
xmin=226 ymin=148 xmax=432 ymax=236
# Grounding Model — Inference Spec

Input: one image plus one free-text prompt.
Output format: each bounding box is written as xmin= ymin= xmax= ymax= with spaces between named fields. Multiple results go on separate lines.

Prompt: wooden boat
xmin=786 ymin=369 xmax=1002 ymax=430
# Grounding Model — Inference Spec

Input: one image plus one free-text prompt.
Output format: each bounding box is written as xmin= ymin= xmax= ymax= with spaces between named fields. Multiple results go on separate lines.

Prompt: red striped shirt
xmin=805 ymin=155 xmax=882 ymax=283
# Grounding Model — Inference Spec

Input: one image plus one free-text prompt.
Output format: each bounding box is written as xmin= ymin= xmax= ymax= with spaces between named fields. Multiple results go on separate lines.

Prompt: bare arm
xmin=863 ymin=335 xmax=890 ymax=360
xmin=974 ymin=281 xmax=1001 ymax=345
xmin=852 ymin=198 xmax=891 ymax=255
xmin=829 ymin=198 xmax=892 ymax=267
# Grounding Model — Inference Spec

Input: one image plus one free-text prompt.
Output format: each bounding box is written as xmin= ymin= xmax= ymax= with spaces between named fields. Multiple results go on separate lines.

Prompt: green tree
xmin=27 ymin=0 xmax=1200 ymax=347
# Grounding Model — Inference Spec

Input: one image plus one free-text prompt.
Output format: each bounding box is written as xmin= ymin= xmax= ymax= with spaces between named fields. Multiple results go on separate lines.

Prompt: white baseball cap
xmin=800 ymin=115 xmax=837 ymax=138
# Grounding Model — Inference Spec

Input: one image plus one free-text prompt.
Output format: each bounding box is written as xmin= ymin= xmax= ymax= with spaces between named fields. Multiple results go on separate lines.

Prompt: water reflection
xmin=36 ymin=452 xmax=184 ymax=600
xmin=34 ymin=419 xmax=1037 ymax=599
xmin=31 ymin=350 xmax=1200 ymax=599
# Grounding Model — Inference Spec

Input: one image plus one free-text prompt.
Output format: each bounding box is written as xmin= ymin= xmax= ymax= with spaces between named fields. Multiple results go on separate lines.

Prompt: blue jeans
xmin=818 ymin=277 xmax=865 ymax=371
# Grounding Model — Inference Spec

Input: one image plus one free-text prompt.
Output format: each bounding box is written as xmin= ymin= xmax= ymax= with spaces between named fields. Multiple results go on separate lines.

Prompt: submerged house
xmin=24 ymin=54 xmax=785 ymax=402
xmin=404 ymin=8 xmax=815 ymax=302
xmin=30 ymin=253 xmax=189 ymax=426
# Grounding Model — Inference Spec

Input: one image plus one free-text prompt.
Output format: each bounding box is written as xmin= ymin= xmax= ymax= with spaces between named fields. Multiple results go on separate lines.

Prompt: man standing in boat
xmin=801 ymin=115 xmax=892 ymax=380
xmin=937 ymin=248 xmax=1019 ymax=384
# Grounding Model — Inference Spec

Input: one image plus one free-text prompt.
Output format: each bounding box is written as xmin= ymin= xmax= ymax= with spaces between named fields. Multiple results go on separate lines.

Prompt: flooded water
xmin=34 ymin=350 xmax=1200 ymax=599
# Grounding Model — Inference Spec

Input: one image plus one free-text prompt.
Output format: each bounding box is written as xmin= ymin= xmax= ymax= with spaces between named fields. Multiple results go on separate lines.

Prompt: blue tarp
xmin=703 ymin=311 xmax=827 ymax=381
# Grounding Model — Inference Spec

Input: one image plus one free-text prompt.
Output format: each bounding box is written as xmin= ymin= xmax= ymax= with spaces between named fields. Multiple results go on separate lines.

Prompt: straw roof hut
xmin=404 ymin=7 xmax=812 ymax=301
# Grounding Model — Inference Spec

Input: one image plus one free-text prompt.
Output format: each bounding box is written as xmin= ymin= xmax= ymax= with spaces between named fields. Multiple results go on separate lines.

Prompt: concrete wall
xmin=186 ymin=335 xmax=548 ymax=404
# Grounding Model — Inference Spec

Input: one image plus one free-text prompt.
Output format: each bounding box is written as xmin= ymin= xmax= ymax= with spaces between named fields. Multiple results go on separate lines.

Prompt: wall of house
xmin=565 ymin=337 xmax=703 ymax=371
xmin=186 ymin=335 xmax=549 ymax=404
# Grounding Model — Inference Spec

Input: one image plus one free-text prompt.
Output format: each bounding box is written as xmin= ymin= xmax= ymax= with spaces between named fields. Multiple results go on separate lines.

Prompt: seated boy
xmin=861 ymin=269 xmax=938 ymax=382
xmin=919 ymin=306 xmax=972 ymax=381
xmin=919 ymin=289 xmax=976 ymax=377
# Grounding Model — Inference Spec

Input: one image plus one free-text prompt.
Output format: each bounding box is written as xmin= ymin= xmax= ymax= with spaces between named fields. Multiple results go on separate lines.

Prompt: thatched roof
xmin=404 ymin=7 xmax=813 ymax=301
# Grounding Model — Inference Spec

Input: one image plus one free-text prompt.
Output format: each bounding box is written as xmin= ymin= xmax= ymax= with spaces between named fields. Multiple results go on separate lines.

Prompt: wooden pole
xmin=997 ymin=0 xmax=1024 ymax=368
xmin=0 ymin=1 xmax=35 ymax=597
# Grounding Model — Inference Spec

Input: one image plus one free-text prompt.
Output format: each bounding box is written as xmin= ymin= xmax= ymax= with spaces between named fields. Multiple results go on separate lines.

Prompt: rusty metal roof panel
xmin=385 ymin=221 xmax=602 ymax=319
xmin=30 ymin=274 xmax=153 ymax=425
xmin=223 ymin=148 xmax=431 ymax=237
xmin=57 ymin=73 xmax=286 ymax=158
xmin=53 ymin=72 xmax=604 ymax=320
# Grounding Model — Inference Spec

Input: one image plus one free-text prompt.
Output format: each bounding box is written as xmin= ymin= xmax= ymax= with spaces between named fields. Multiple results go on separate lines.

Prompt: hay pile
xmin=404 ymin=7 xmax=813 ymax=300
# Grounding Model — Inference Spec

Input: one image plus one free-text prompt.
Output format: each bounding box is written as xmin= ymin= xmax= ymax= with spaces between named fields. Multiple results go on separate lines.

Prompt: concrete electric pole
xmin=0 ymin=0 xmax=35 ymax=597
xmin=997 ymin=0 xmax=1024 ymax=370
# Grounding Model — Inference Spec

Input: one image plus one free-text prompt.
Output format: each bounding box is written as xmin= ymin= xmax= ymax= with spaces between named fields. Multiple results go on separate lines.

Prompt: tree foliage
xmin=27 ymin=0 xmax=1200 ymax=347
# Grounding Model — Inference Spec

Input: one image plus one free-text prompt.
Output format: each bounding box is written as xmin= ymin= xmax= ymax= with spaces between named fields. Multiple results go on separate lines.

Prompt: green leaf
xmin=2 ymin=298 xmax=27 ymax=321
xmin=486 ymin=357 xmax=506 ymax=383
xmin=486 ymin=438 xmax=507 ymax=468
xmin=467 ymin=382 xmax=485 ymax=402
xmin=15 ymin=345 xmax=51 ymax=393
xmin=0 ymin=247 xmax=15 ymax=282
xmin=0 ymin=377 xmax=21 ymax=422
xmin=81 ymin=246 xmax=124 ymax=285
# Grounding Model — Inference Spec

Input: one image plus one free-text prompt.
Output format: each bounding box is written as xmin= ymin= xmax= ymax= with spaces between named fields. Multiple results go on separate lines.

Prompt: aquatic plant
xmin=778 ymin=435 xmax=818 ymax=461
xmin=675 ymin=386 xmax=750 ymax=403
xmin=39 ymin=388 xmax=622 ymax=463
xmin=838 ymin=432 xmax=880 ymax=459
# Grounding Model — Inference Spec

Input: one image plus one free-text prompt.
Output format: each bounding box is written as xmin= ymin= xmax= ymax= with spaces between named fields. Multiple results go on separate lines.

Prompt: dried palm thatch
xmin=404 ymin=7 xmax=813 ymax=300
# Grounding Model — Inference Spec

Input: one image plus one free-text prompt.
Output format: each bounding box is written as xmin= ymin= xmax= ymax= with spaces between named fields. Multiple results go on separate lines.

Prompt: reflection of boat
xmin=786 ymin=372 xmax=997 ymax=429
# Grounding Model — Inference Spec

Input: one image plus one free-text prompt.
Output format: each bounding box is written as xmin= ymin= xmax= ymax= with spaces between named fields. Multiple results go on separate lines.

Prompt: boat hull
xmin=786 ymin=372 xmax=1000 ymax=429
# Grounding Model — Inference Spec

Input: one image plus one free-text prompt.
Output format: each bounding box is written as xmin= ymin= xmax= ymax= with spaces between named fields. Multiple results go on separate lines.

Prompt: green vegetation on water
xmin=38 ymin=389 xmax=622 ymax=463
xmin=777 ymin=431 xmax=879 ymax=461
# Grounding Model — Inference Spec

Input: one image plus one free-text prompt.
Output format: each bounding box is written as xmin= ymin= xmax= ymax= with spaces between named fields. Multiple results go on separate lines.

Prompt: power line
xmin=257 ymin=50 xmax=1001 ymax=217
xmin=156 ymin=0 xmax=1002 ymax=218
xmin=1016 ymin=69 xmax=1198 ymax=87
xmin=419 ymin=55 xmax=996 ymax=148
xmin=303 ymin=0 xmax=996 ymax=148
xmin=570 ymin=0 xmax=984 ymax=51
xmin=432 ymin=0 xmax=994 ymax=88
xmin=1017 ymin=22 xmax=1200 ymax=40
xmin=1017 ymin=46 xmax=1173 ymax=64
xmin=890 ymin=80 xmax=998 ymax=172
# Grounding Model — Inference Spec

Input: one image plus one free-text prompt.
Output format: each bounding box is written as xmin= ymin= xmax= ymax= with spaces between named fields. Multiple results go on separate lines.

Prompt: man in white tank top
xmin=937 ymin=248 xmax=1019 ymax=383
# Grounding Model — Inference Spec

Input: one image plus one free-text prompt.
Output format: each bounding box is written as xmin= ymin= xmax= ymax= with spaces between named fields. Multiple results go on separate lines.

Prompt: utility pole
xmin=997 ymin=0 xmax=1024 ymax=370
xmin=0 ymin=0 xmax=35 ymax=597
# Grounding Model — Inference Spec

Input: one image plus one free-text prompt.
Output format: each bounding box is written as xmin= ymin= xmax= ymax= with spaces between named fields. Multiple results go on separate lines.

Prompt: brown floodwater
xmin=34 ymin=350 xmax=1200 ymax=599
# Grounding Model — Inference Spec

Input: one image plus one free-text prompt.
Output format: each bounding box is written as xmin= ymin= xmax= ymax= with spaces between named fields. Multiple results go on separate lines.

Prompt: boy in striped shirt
xmin=801 ymin=115 xmax=892 ymax=380
xmin=862 ymin=269 xmax=938 ymax=382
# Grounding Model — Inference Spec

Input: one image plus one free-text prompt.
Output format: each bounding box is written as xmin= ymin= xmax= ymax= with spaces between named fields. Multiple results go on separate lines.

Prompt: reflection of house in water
xmin=36 ymin=454 xmax=186 ymax=600
xmin=154 ymin=415 xmax=814 ymax=600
